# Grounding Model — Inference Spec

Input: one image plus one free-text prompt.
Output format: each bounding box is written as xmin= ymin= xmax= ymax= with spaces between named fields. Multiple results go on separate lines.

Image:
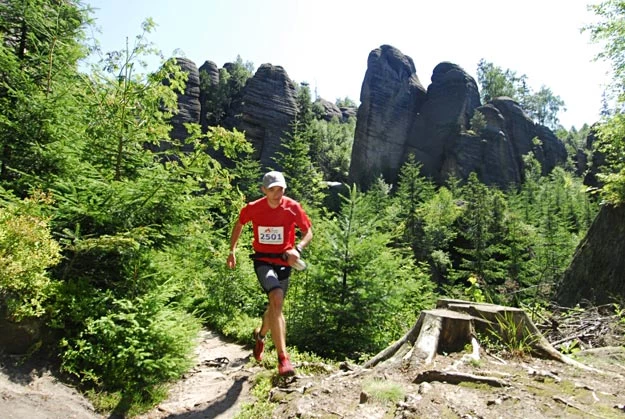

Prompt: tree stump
xmin=408 ymin=309 xmax=476 ymax=365
xmin=364 ymin=299 xmax=597 ymax=371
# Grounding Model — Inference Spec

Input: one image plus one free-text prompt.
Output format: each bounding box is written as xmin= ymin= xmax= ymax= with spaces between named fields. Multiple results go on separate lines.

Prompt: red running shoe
xmin=278 ymin=353 xmax=295 ymax=376
xmin=253 ymin=328 xmax=264 ymax=362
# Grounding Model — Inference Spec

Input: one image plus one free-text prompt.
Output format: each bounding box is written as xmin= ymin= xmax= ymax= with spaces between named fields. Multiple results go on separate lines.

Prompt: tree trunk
xmin=556 ymin=204 xmax=625 ymax=307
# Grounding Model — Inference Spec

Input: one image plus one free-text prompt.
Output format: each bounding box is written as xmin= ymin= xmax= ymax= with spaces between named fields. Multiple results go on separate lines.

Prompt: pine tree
xmin=501 ymin=212 xmax=540 ymax=305
xmin=0 ymin=0 xmax=89 ymax=194
xmin=0 ymin=13 xmax=250 ymax=411
xmin=506 ymin=164 xmax=597 ymax=305
xmin=230 ymin=149 xmax=262 ymax=202
xmin=273 ymin=120 xmax=325 ymax=206
xmin=287 ymin=185 xmax=435 ymax=359
xmin=419 ymin=186 xmax=462 ymax=287
xmin=308 ymin=117 xmax=355 ymax=183
xmin=452 ymin=173 xmax=507 ymax=301
xmin=394 ymin=155 xmax=435 ymax=260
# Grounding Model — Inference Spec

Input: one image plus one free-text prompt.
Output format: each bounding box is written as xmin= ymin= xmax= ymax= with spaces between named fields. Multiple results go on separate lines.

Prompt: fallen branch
xmin=413 ymin=370 xmax=507 ymax=387
xmin=551 ymin=333 xmax=590 ymax=347
xmin=553 ymin=396 xmax=603 ymax=417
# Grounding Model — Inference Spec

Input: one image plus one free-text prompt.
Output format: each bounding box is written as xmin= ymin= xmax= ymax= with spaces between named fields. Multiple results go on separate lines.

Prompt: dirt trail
xmin=0 ymin=330 xmax=256 ymax=419
xmin=138 ymin=330 xmax=256 ymax=419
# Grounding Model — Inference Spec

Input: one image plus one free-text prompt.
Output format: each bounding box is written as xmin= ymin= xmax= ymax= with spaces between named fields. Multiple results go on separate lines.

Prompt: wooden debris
xmin=553 ymin=396 xmax=603 ymax=417
xmin=539 ymin=303 xmax=624 ymax=351
xmin=362 ymin=313 xmax=424 ymax=368
xmin=413 ymin=370 xmax=507 ymax=387
xmin=436 ymin=299 xmax=599 ymax=371
xmin=409 ymin=309 xmax=476 ymax=365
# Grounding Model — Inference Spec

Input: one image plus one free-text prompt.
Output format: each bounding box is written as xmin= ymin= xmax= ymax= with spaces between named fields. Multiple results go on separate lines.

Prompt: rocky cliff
xmin=350 ymin=46 xmax=568 ymax=188
xmin=198 ymin=60 xmax=220 ymax=128
xmin=314 ymin=98 xmax=357 ymax=122
xmin=169 ymin=46 xmax=568 ymax=189
xmin=169 ymin=57 xmax=201 ymax=152
xmin=169 ymin=58 xmax=299 ymax=171
xmin=350 ymin=45 xmax=427 ymax=187
xmin=224 ymin=63 xmax=298 ymax=170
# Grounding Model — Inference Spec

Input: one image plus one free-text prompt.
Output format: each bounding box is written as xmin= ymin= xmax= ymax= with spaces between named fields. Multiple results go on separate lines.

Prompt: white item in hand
xmin=291 ymin=258 xmax=307 ymax=271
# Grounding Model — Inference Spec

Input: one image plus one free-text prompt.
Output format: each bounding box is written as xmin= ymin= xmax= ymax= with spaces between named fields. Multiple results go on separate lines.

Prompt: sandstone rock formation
xmin=169 ymin=46 xmax=568 ymax=190
xmin=489 ymin=98 xmax=567 ymax=177
xmin=350 ymin=46 xmax=568 ymax=189
xmin=224 ymin=63 xmax=298 ymax=170
xmin=350 ymin=45 xmax=427 ymax=187
xmin=169 ymin=57 xmax=201 ymax=151
xmin=434 ymin=97 xmax=567 ymax=187
xmin=198 ymin=60 xmax=220 ymax=128
xmin=314 ymin=98 xmax=357 ymax=122
xmin=582 ymin=126 xmax=606 ymax=188
xmin=340 ymin=105 xmax=357 ymax=121
xmin=405 ymin=61 xmax=482 ymax=185
xmin=315 ymin=98 xmax=343 ymax=121
xmin=168 ymin=59 xmax=299 ymax=171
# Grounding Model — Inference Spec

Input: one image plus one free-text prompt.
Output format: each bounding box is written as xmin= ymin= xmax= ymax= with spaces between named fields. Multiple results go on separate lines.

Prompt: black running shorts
xmin=253 ymin=260 xmax=291 ymax=296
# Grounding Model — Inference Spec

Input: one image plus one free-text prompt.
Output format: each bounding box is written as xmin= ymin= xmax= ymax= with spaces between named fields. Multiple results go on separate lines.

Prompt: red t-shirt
xmin=238 ymin=196 xmax=312 ymax=266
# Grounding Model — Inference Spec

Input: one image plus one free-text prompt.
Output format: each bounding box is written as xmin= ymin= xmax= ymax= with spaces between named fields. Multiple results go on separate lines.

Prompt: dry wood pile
xmin=536 ymin=303 xmax=625 ymax=352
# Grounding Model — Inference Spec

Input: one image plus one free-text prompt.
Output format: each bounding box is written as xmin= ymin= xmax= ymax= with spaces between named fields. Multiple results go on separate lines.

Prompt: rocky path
xmin=0 ymin=330 xmax=256 ymax=419
xmin=138 ymin=330 xmax=256 ymax=419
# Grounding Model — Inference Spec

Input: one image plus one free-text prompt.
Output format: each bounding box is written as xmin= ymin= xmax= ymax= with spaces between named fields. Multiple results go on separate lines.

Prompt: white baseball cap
xmin=262 ymin=171 xmax=287 ymax=189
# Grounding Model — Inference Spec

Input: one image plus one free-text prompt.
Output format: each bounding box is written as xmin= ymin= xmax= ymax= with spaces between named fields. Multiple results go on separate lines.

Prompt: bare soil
xmin=0 ymin=355 xmax=102 ymax=419
xmin=1 ymin=330 xmax=625 ymax=419
xmin=271 ymin=346 xmax=625 ymax=419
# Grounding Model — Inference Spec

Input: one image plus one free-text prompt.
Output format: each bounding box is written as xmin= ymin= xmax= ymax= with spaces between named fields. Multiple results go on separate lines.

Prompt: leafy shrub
xmin=0 ymin=194 xmax=61 ymax=320
xmin=287 ymin=186 xmax=436 ymax=360
xmin=149 ymin=221 xmax=267 ymax=342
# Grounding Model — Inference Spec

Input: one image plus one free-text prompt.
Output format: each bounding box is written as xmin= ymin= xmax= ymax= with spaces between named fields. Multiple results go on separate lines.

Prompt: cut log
xmin=362 ymin=311 xmax=424 ymax=369
xmin=364 ymin=307 xmax=479 ymax=369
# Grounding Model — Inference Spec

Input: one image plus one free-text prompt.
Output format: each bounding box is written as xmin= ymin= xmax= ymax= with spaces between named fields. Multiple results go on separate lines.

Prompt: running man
xmin=226 ymin=171 xmax=313 ymax=376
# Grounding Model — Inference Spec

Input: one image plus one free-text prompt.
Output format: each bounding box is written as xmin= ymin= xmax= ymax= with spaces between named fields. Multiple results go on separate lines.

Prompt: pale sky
xmin=86 ymin=0 xmax=611 ymax=129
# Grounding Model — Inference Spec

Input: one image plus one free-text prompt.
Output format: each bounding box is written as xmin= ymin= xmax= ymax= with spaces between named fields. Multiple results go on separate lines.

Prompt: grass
xmin=235 ymin=347 xmax=338 ymax=418
xmin=87 ymin=385 xmax=169 ymax=417
xmin=234 ymin=371 xmax=274 ymax=419
xmin=361 ymin=378 xmax=405 ymax=405
xmin=481 ymin=312 xmax=539 ymax=357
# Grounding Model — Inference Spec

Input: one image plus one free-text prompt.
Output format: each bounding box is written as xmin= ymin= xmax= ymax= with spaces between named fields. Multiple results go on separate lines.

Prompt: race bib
xmin=258 ymin=226 xmax=284 ymax=245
